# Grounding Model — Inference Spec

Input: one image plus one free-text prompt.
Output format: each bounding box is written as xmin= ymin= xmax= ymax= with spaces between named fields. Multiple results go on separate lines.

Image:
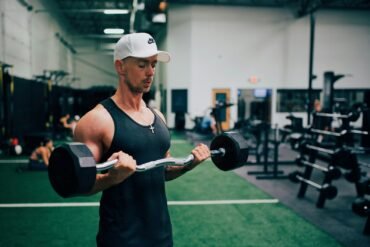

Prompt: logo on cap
xmin=148 ymin=38 xmax=155 ymax=44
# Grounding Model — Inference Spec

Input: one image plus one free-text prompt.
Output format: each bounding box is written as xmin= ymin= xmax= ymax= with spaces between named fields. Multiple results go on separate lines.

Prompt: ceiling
xmin=27 ymin=0 xmax=370 ymax=52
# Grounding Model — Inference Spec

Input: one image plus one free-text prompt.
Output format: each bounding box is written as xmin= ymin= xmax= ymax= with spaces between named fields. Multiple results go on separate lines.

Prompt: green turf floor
xmin=0 ymin=135 xmax=343 ymax=246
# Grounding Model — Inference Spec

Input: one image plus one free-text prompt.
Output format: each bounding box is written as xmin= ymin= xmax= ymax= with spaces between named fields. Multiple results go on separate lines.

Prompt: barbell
xmin=48 ymin=131 xmax=249 ymax=198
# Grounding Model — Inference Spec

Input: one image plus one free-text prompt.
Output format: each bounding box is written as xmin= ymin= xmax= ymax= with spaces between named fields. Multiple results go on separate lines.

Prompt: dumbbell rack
xmin=296 ymin=148 xmax=338 ymax=208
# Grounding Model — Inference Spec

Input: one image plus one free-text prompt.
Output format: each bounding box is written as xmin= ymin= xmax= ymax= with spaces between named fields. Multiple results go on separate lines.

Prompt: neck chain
xmin=122 ymin=101 xmax=155 ymax=134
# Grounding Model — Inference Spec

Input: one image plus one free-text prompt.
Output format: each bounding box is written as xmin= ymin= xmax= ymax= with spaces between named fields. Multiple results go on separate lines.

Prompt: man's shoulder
xmin=153 ymin=108 xmax=166 ymax=123
xmin=74 ymin=105 xmax=113 ymax=139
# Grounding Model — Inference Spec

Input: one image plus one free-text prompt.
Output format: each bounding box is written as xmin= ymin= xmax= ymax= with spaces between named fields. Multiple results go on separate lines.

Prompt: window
xmin=277 ymin=89 xmax=321 ymax=113
xmin=277 ymin=88 xmax=369 ymax=113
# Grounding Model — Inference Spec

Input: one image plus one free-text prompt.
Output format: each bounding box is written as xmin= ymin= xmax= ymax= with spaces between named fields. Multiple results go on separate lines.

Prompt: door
xmin=212 ymin=88 xmax=231 ymax=132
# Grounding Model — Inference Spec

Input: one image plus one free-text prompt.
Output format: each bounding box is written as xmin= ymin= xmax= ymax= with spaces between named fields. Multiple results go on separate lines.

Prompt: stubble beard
xmin=125 ymin=75 xmax=151 ymax=94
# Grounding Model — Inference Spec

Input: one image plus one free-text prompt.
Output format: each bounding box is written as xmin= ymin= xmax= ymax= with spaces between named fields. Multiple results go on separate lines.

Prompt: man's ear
xmin=114 ymin=60 xmax=125 ymax=75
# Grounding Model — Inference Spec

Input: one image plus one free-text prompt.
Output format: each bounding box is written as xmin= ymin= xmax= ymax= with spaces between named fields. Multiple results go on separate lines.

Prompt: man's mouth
xmin=144 ymin=79 xmax=152 ymax=84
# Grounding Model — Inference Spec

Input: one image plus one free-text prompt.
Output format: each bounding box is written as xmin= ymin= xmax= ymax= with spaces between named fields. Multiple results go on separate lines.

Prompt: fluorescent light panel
xmin=104 ymin=9 xmax=129 ymax=14
xmin=104 ymin=28 xmax=124 ymax=34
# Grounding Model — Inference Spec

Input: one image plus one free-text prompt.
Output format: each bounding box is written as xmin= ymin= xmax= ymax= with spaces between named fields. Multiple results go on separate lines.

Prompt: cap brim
xmin=127 ymin=50 xmax=171 ymax=63
xmin=157 ymin=51 xmax=171 ymax=63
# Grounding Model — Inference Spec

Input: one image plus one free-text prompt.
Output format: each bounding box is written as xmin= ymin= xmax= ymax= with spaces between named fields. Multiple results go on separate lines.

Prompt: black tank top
xmin=97 ymin=98 xmax=173 ymax=247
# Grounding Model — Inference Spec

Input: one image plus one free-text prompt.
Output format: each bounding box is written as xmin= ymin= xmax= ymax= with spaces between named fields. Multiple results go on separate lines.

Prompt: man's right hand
xmin=107 ymin=151 xmax=137 ymax=185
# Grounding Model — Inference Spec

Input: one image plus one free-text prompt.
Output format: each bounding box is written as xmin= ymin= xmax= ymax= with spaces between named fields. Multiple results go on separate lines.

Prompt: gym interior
xmin=1 ymin=0 xmax=370 ymax=246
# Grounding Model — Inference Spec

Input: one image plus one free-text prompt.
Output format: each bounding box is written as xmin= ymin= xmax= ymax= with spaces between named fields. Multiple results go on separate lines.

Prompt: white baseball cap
xmin=114 ymin=33 xmax=170 ymax=63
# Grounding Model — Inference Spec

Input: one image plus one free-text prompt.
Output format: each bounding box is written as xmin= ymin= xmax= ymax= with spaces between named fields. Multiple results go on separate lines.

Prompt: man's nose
xmin=146 ymin=65 xmax=155 ymax=76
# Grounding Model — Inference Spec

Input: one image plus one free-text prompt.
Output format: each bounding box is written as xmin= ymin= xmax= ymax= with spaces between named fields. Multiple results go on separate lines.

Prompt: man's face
xmin=122 ymin=55 xmax=158 ymax=94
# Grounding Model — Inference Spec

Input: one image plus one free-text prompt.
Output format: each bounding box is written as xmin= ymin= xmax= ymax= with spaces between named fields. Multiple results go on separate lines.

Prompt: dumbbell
xmin=344 ymin=169 xmax=363 ymax=183
xmin=352 ymin=197 xmax=370 ymax=217
xmin=288 ymin=171 xmax=338 ymax=200
xmin=295 ymin=157 xmax=341 ymax=180
xmin=301 ymin=143 xmax=358 ymax=170
xmin=48 ymin=131 xmax=249 ymax=198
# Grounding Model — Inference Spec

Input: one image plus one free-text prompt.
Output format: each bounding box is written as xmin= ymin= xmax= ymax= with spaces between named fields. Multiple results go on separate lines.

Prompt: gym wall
xmin=0 ymin=0 xmax=117 ymax=89
xmin=166 ymin=4 xmax=370 ymax=129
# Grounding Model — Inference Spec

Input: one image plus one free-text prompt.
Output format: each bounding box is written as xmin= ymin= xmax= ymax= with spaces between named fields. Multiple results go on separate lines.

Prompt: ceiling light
xmin=104 ymin=9 xmax=129 ymax=14
xmin=104 ymin=28 xmax=125 ymax=34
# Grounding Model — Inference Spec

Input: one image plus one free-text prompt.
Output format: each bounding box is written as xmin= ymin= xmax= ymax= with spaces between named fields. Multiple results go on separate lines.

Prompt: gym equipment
xmin=352 ymin=197 xmax=370 ymax=217
xmin=352 ymin=197 xmax=370 ymax=235
xmin=353 ymin=178 xmax=370 ymax=196
xmin=48 ymin=131 xmax=249 ymax=198
xmin=322 ymin=71 xmax=346 ymax=114
xmin=344 ymin=169 xmax=363 ymax=183
xmin=310 ymin=128 xmax=368 ymax=140
xmin=293 ymin=141 xmax=344 ymax=208
xmin=248 ymin=124 xmax=293 ymax=180
xmin=234 ymin=119 xmax=264 ymax=164
xmin=310 ymin=128 xmax=346 ymax=137
xmin=289 ymin=171 xmax=338 ymax=200
xmin=313 ymin=111 xmax=360 ymax=123
xmin=302 ymin=143 xmax=357 ymax=170
xmin=296 ymin=157 xmax=341 ymax=180
xmin=296 ymin=140 xmax=365 ymax=203
xmin=314 ymin=102 xmax=367 ymax=124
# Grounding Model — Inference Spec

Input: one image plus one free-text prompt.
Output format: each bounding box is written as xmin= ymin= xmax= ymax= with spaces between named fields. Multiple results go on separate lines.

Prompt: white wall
xmin=315 ymin=10 xmax=370 ymax=88
xmin=70 ymin=37 xmax=118 ymax=88
xmin=0 ymin=0 xmax=32 ymax=78
xmin=0 ymin=0 xmax=117 ymax=88
xmin=0 ymin=0 xmax=74 ymax=81
xmin=167 ymin=5 xmax=370 ymax=129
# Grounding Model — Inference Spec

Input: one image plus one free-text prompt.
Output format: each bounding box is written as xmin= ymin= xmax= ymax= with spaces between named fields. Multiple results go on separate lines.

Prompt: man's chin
xmin=143 ymin=84 xmax=151 ymax=92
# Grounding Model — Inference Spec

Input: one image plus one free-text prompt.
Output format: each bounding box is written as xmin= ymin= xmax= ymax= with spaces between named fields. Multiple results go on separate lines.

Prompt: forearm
xmin=165 ymin=163 xmax=197 ymax=181
xmin=88 ymin=173 xmax=116 ymax=195
xmin=165 ymin=143 xmax=210 ymax=181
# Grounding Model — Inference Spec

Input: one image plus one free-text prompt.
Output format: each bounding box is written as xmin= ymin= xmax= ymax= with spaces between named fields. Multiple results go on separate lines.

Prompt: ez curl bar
xmin=48 ymin=131 xmax=249 ymax=198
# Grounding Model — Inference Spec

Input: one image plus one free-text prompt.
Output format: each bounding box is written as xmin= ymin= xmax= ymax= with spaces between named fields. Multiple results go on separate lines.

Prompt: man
xmin=74 ymin=33 xmax=210 ymax=246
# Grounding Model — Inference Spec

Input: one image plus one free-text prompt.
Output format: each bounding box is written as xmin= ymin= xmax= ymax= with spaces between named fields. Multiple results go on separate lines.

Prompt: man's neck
xmin=113 ymin=89 xmax=144 ymax=112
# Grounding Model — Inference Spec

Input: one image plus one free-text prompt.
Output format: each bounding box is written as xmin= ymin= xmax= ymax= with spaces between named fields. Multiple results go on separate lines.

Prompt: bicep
xmin=73 ymin=111 xmax=107 ymax=163
xmin=75 ymin=134 xmax=103 ymax=163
